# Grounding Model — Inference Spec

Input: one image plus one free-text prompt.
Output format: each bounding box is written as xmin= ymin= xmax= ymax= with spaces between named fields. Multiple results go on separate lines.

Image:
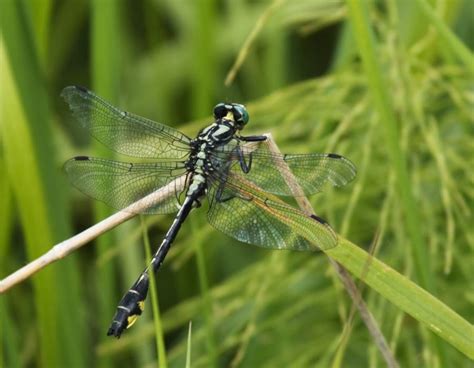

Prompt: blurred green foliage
xmin=1 ymin=0 xmax=473 ymax=367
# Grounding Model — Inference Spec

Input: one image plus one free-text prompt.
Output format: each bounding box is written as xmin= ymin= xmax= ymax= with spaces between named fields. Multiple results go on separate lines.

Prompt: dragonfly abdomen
xmin=107 ymin=191 xmax=203 ymax=338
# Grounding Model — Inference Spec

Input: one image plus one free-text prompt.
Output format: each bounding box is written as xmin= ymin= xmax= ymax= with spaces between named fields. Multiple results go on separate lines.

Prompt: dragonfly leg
xmin=235 ymin=135 xmax=265 ymax=173
xmin=216 ymin=187 xmax=235 ymax=203
xmin=239 ymin=135 xmax=267 ymax=142
xmin=310 ymin=214 xmax=329 ymax=225
xmin=194 ymin=198 xmax=202 ymax=208
xmin=235 ymin=146 xmax=253 ymax=173
xmin=177 ymin=172 xmax=192 ymax=206
xmin=214 ymin=177 xmax=252 ymax=203
xmin=215 ymin=179 xmax=232 ymax=202
xmin=214 ymin=161 xmax=239 ymax=203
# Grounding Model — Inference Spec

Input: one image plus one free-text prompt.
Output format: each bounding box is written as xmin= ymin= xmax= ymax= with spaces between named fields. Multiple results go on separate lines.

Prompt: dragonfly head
xmin=213 ymin=102 xmax=249 ymax=129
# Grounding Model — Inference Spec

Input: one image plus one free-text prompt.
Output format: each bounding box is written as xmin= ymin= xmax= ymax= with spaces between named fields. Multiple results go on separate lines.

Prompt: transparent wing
xmin=211 ymin=143 xmax=356 ymax=196
xmin=64 ymin=156 xmax=188 ymax=214
xmin=62 ymin=86 xmax=192 ymax=159
xmin=207 ymin=172 xmax=337 ymax=251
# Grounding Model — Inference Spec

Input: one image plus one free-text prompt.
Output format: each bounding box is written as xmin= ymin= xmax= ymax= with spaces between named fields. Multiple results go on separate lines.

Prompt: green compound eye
xmin=233 ymin=104 xmax=249 ymax=125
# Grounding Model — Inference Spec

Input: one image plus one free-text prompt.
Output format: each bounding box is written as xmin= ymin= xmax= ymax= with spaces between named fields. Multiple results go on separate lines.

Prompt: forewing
xmin=212 ymin=143 xmax=356 ymax=196
xmin=64 ymin=157 xmax=187 ymax=214
xmin=207 ymin=173 xmax=337 ymax=251
xmin=62 ymin=86 xmax=192 ymax=159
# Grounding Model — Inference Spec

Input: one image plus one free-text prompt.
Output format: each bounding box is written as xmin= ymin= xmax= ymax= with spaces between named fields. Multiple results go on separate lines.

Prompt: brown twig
xmin=0 ymin=177 xmax=184 ymax=293
xmin=264 ymin=134 xmax=399 ymax=368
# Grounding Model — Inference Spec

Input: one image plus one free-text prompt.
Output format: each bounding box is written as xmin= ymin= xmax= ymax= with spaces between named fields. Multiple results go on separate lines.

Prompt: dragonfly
xmin=62 ymin=85 xmax=356 ymax=338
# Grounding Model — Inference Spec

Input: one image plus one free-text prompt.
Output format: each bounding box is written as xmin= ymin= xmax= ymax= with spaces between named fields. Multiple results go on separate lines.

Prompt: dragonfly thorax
xmin=185 ymin=114 xmax=244 ymax=197
xmin=187 ymin=122 xmax=234 ymax=172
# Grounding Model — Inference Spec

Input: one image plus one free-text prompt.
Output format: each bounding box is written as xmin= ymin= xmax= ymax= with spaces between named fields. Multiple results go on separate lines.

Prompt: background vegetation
xmin=1 ymin=0 xmax=473 ymax=367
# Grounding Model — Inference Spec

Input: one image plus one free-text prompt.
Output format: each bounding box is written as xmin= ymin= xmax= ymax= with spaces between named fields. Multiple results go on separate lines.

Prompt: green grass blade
xmin=141 ymin=217 xmax=168 ymax=368
xmin=27 ymin=0 xmax=52 ymax=68
xmin=49 ymin=1 xmax=88 ymax=76
xmin=191 ymin=217 xmax=218 ymax=368
xmin=0 ymin=299 xmax=21 ymax=368
xmin=286 ymin=205 xmax=472 ymax=358
xmin=0 ymin=47 xmax=64 ymax=368
xmin=1 ymin=2 xmax=85 ymax=366
xmin=185 ymin=321 xmax=193 ymax=368
xmin=412 ymin=0 xmax=474 ymax=75
xmin=191 ymin=0 xmax=216 ymax=119
xmin=346 ymin=0 xmax=432 ymax=291
xmin=90 ymin=2 xmax=122 ymax=362
xmin=326 ymin=239 xmax=473 ymax=359
xmin=0 ymin=154 xmax=12 ymax=261
xmin=330 ymin=20 xmax=356 ymax=71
